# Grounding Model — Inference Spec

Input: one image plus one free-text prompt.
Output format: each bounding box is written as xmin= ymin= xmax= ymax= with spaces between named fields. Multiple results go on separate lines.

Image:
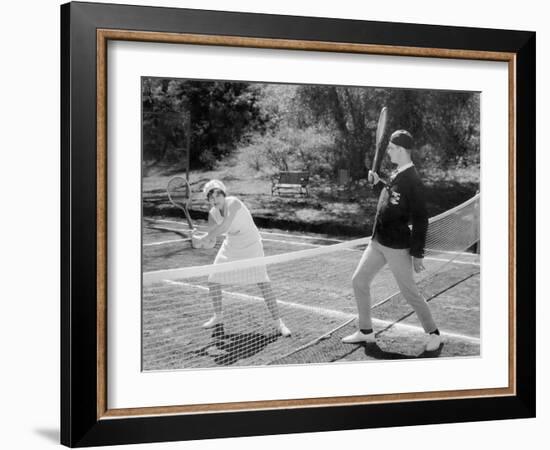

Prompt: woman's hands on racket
xmin=191 ymin=231 xmax=202 ymax=249
xmin=191 ymin=230 xmax=216 ymax=249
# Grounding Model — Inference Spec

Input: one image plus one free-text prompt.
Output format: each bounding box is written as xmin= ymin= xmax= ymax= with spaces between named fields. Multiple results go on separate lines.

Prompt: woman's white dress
xmin=208 ymin=197 xmax=269 ymax=284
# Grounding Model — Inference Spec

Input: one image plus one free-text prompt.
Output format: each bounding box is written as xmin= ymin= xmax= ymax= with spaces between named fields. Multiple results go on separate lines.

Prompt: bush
xmin=240 ymin=127 xmax=335 ymax=177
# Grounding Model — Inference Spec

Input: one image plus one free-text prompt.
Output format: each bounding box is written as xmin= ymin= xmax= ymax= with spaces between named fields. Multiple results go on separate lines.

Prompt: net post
xmin=185 ymin=109 xmax=191 ymax=182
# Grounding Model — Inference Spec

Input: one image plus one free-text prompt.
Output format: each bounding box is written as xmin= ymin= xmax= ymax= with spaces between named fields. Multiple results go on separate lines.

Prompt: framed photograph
xmin=61 ymin=1 xmax=535 ymax=447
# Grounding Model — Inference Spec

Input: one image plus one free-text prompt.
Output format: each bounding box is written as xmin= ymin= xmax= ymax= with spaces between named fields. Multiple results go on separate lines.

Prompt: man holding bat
xmin=342 ymin=129 xmax=442 ymax=352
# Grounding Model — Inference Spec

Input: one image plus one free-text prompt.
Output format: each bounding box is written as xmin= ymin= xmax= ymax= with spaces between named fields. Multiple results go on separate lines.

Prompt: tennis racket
xmin=166 ymin=176 xmax=195 ymax=231
xmin=369 ymin=106 xmax=389 ymax=179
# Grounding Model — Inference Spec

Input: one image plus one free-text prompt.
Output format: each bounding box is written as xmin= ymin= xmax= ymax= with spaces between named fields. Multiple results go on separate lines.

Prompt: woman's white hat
xmin=202 ymin=179 xmax=227 ymax=196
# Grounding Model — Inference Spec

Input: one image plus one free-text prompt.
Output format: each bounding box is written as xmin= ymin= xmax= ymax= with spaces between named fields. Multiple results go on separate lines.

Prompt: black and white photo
xmin=141 ymin=78 xmax=481 ymax=371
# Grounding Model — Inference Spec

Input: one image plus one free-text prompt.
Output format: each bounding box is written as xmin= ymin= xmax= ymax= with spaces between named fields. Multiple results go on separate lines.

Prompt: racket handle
xmin=368 ymin=171 xmax=374 ymax=184
xmin=368 ymin=170 xmax=380 ymax=185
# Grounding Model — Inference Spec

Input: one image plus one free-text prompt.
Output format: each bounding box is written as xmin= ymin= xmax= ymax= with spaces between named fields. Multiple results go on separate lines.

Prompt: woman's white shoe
xmin=276 ymin=319 xmax=291 ymax=337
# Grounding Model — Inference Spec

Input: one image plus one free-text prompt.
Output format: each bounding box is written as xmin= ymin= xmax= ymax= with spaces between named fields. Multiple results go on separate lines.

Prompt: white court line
xmin=426 ymin=249 xmax=478 ymax=257
xmin=372 ymin=319 xmax=480 ymax=344
xmin=144 ymin=235 xmax=346 ymax=249
xmin=261 ymin=238 xmax=331 ymax=248
xmin=260 ymin=230 xmax=344 ymax=243
xmin=144 ymin=238 xmax=190 ymax=247
xmin=427 ymin=257 xmax=479 ymax=267
xmin=163 ymin=280 xmax=480 ymax=344
xmin=149 ymin=219 xmax=345 ymax=243
xmin=148 ymin=219 xmax=202 ymax=228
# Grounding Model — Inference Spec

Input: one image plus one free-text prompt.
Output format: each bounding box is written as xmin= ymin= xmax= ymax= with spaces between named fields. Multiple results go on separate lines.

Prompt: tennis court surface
xmin=142 ymin=195 xmax=480 ymax=371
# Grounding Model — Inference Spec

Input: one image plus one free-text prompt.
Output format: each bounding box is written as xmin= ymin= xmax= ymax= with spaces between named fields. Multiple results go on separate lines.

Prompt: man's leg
xmin=382 ymin=246 xmax=438 ymax=333
xmin=350 ymin=241 xmax=387 ymax=330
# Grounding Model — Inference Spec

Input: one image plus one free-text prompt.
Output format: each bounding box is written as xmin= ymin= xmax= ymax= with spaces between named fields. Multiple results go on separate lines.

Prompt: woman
xmin=193 ymin=179 xmax=291 ymax=337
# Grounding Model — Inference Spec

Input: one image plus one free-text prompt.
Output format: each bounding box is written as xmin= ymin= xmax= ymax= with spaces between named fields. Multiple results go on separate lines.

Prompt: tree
xmin=294 ymin=85 xmax=480 ymax=177
xmin=142 ymin=78 xmax=265 ymax=169
xmin=296 ymin=85 xmax=388 ymax=179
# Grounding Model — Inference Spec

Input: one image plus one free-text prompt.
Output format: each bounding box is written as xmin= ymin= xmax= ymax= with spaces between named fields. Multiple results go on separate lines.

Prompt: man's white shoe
xmin=425 ymin=333 xmax=442 ymax=351
xmin=342 ymin=330 xmax=376 ymax=344
xmin=202 ymin=314 xmax=222 ymax=329
xmin=275 ymin=319 xmax=292 ymax=337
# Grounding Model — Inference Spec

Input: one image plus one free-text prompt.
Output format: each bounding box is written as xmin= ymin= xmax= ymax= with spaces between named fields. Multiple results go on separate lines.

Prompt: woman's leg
xmin=258 ymin=282 xmax=291 ymax=336
xmin=258 ymin=282 xmax=279 ymax=319
xmin=203 ymin=282 xmax=223 ymax=328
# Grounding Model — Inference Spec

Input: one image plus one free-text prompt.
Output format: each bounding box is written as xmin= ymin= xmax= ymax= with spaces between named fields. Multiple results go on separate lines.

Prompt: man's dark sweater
xmin=372 ymin=166 xmax=428 ymax=258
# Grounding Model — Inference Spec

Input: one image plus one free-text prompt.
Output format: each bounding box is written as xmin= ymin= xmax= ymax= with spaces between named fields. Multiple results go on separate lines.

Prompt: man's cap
xmin=390 ymin=130 xmax=414 ymax=150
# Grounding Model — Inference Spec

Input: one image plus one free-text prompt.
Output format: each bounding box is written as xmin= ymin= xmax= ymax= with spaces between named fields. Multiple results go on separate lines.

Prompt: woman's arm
xmin=207 ymin=209 xmax=217 ymax=232
xmin=206 ymin=198 xmax=241 ymax=239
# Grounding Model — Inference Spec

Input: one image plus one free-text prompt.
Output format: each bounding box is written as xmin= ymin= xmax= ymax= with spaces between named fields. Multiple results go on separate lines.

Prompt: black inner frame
xmin=61 ymin=2 xmax=535 ymax=447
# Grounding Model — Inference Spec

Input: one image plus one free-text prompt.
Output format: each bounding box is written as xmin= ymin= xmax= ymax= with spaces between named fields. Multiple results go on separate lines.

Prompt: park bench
xmin=271 ymin=171 xmax=310 ymax=197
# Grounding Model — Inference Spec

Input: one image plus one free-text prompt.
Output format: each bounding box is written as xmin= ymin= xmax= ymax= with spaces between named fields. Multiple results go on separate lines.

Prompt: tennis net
xmin=142 ymin=194 xmax=480 ymax=370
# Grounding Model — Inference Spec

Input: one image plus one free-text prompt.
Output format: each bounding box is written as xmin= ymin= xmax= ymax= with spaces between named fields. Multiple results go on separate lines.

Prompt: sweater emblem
xmin=389 ymin=191 xmax=401 ymax=205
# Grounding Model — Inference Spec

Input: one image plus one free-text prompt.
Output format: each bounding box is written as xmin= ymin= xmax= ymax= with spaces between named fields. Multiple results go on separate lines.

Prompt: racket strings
xmin=166 ymin=176 xmax=195 ymax=230
xmin=167 ymin=178 xmax=192 ymax=207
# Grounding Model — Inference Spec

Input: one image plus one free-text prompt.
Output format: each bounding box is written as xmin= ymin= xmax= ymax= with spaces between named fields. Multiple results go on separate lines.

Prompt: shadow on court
xmin=185 ymin=324 xmax=280 ymax=366
xmin=330 ymin=341 xmax=444 ymax=362
xmin=362 ymin=342 xmax=444 ymax=359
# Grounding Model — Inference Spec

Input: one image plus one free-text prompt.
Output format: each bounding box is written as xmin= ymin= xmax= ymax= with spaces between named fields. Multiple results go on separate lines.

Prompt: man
xmin=342 ymin=130 xmax=442 ymax=352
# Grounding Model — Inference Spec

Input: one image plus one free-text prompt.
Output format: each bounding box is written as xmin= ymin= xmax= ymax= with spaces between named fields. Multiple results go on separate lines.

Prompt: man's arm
xmin=369 ymin=170 xmax=388 ymax=195
xmin=408 ymin=178 xmax=429 ymax=259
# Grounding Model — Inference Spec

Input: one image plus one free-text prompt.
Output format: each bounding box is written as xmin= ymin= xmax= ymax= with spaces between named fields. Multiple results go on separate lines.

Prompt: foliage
xmin=142 ymin=78 xmax=264 ymax=169
xmin=296 ymin=85 xmax=388 ymax=179
xmin=142 ymin=78 xmax=480 ymax=181
xmin=295 ymin=85 xmax=480 ymax=179
xmin=240 ymin=126 xmax=335 ymax=176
